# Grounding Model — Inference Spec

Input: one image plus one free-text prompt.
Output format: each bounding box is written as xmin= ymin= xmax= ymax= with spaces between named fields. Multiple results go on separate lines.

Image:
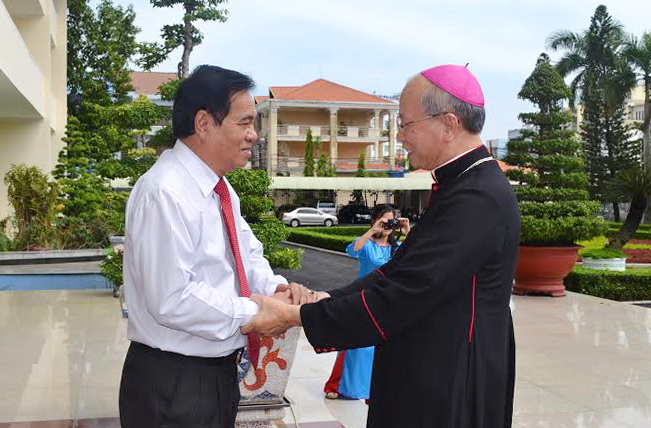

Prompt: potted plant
xmin=504 ymin=54 xmax=607 ymax=297
xmin=581 ymin=248 xmax=627 ymax=271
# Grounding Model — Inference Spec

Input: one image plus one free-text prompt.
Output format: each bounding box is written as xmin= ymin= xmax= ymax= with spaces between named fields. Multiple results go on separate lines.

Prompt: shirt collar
xmin=172 ymin=140 xmax=221 ymax=198
xmin=431 ymin=144 xmax=491 ymax=186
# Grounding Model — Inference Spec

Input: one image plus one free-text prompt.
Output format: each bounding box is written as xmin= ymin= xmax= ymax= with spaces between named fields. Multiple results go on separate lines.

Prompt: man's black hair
xmin=172 ymin=65 xmax=255 ymax=139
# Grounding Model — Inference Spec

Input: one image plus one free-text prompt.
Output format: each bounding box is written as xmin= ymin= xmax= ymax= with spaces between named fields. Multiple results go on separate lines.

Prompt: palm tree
xmin=623 ymin=33 xmax=651 ymax=171
xmin=547 ymin=5 xmax=628 ymax=108
xmin=605 ymin=166 xmax=651 ymax=249
xmin=547 ymin=5 xmax=637 ymax=221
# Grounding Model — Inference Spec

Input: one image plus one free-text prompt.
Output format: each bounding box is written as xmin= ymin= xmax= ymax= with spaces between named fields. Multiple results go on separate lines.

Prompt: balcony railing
xmin=275 ymin=125 xmax=384 ymax=139
xmin=273 ymin=156 xmax=405 ymax=176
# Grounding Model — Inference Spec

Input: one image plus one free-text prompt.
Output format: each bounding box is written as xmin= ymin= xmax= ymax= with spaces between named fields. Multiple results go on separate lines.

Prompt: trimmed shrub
xmin=251 ymin=217 xmax=288 ymax=254
xmin=101 ymin=249 xmax=123 ymax=289
xmin=299 ymin=226 xmax=368 ymax=237
xmin=564 ymin=266 xmax=651 ymax=301
xmin=504 ymin=54 xmax=606 ymax=245
xmin=266 ymin=247 xmax=303 ymax=269
xmin=286 ymin=229 xmax=352 ymax=253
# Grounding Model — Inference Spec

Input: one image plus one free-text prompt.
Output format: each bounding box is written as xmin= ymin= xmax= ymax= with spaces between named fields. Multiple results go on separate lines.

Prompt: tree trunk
xmin=612 ymin=201 xmax=620 ymax=222
xmin=607 ymin=194 xmax=646 ymax=249
xmin=179 ymin=3 xmax=195 ymax=79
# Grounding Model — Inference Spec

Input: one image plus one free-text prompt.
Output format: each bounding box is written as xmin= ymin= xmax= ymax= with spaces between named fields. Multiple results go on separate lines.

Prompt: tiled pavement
xmin=2 ymin=289 xmax=651 ymax=427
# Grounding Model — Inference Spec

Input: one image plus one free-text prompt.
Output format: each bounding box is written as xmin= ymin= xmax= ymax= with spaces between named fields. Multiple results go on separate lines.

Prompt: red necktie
xmin=214 ymin=178 xmax=261 ymax=368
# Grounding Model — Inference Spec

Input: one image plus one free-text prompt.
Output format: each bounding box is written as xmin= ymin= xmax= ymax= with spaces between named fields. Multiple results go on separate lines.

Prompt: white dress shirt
xmin=124 ymin=140 xmax=287 ymax=358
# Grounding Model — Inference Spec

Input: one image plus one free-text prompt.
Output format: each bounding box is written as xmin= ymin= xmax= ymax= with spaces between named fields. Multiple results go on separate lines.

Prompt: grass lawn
xmin=577 ymin=237 xmax=651 ymax=263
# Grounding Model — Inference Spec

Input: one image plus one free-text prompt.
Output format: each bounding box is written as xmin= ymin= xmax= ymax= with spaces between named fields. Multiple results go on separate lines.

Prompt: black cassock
xmin=301 ymin=145 xmax=520 ymax=428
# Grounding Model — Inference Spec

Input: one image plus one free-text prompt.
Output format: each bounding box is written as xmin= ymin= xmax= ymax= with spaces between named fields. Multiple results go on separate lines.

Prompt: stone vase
xmin=235 ymin=327 xmax=301 ymax=427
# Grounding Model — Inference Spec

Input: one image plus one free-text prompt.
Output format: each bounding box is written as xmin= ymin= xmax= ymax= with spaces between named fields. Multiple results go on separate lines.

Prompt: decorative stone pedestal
xmin=235 ymin=327 xmax=301 ymax=427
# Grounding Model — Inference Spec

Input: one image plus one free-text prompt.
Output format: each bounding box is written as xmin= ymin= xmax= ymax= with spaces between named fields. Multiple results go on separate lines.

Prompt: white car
xmin=282 ymin=208 xmax=339 ymax=227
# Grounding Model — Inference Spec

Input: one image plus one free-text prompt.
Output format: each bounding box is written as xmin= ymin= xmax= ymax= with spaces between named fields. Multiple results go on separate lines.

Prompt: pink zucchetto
xmin=420 ymin=64 xmax=484 ymax=108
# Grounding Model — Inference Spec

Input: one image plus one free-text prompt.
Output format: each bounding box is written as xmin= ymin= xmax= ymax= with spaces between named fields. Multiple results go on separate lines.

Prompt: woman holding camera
xmin=324 ymin=205 xmax=410 ymax=401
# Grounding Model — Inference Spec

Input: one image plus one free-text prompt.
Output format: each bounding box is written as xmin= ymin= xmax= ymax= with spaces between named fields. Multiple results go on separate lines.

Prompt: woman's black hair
xmin=371 ymin=204 xmax=399 ymax=256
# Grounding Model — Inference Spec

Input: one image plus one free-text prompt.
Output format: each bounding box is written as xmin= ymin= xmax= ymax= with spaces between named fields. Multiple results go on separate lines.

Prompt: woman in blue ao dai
xmin=324 ymin=205 xmax=410 ymax=400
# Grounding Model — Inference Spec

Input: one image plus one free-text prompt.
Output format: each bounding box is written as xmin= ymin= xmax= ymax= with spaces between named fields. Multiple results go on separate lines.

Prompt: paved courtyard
xmin=1 ymin=246 xmax=651 ymax=427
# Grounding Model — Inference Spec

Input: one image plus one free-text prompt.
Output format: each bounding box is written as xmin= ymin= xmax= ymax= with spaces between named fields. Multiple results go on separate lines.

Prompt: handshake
xmin=241 ymin=282 xmax=329 ymax=337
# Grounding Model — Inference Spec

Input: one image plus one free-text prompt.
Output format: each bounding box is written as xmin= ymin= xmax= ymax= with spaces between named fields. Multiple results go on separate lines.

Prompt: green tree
xmin=54 ymin=116 xmax=110 ymax=219
xmin=504 ymin=55 xmax=606 ymax=245
xmin=356 ymin=152 xmax=366 ymax=177
xmin=316 ymin=153 xmax=334 ymax=177
xmin=518 ymin=53 xmax=572 ymax=137
xmin=67 ymin=0 xmax=143 ymax=117
xmin=624 ymin=33 xmax=651 ymax=172
xmin=226 ymin=169 xmax=302 ymax=269
xmin=54 ymin=117 xmax=125 ymax=248
xmin=303 ymin=129 xmax=315 ymax=177
xmin=314 ymin=136 xmax=334 ymax=177
xmin=548 ymin=5 xmax=638 ymax=221
xmin=140 ymin=0 xmax=229 ymax=78
xmin=60 ymin=0 xmax=167 ymax=247
xmin=147 ymin=78 xmax=182 ymax=149
xmin=604 ymin=166 xmax=651 ymax=248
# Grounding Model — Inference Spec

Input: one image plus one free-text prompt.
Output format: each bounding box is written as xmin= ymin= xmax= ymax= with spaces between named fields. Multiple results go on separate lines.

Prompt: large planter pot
xmin=235 ymin=327 xmax=301 ymax=427
xmin=582 ymin=258 xmax=626 ymax=272
xmin=512 ymin=245 xmax=581 ymax=297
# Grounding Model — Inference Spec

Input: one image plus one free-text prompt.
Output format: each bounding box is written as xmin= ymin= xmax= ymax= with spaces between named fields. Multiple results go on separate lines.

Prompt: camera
xmin=383 ymin=219 xmax=400 ymax=230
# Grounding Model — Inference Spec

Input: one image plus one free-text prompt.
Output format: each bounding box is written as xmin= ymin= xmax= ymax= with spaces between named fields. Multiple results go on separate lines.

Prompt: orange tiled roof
xmin=269 ymin=86 xmax=299 ymax=98
xmin=255 ymin=96 xmax=269 ymax=104
xmin=130 ymin=72 xmax=178 ymax=95
xmin=268 ymin=79 xmax=393 ymax=104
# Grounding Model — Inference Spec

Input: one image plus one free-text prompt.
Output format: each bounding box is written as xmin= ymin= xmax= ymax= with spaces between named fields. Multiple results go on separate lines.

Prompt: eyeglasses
xmin=397 ymin=111 xmax=451 ymax=130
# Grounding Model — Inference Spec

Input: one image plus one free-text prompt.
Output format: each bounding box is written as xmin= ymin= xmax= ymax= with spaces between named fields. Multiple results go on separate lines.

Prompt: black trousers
xmin=119 ymin=341 xmax=241 ymax=428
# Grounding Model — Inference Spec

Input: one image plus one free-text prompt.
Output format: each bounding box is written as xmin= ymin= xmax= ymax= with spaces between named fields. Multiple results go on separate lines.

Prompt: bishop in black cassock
xmin=244 ymin=65 xmax=520 ymax=428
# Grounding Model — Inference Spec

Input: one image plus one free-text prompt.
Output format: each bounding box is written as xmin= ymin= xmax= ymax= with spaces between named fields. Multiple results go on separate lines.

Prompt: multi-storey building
xmin=628 ymin=85 xmax=646 ymax=125
xmin=252 ymin=78 xmax=443 ymax=211
xmin=253 ymin=78 xmax=401 ymax=177
xmin=129 ymin=71 xmax=177 ymax=109
xmin=0 ymin=0 xmax=67 ymax=220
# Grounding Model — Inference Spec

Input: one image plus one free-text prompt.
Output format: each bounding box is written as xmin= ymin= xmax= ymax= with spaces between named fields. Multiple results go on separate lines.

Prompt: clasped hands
xmin=241 ymin=282 xmax=329 ymax=337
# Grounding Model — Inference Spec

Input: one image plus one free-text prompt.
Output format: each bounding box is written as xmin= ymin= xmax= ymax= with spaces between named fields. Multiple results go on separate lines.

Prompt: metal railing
xmin=275 ymin=125 xmax=384 ymax=139
xmin=274 ymin=156 xmax=405 ymax=176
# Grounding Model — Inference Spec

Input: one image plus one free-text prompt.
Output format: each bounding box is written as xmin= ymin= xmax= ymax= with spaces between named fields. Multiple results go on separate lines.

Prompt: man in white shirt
xmin=119 ymin=65 xmax=313 ymax=428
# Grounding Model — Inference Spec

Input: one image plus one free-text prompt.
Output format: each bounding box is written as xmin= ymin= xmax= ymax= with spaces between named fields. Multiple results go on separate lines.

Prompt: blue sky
xmin=107 ymin=0 xmax=651 ymax=140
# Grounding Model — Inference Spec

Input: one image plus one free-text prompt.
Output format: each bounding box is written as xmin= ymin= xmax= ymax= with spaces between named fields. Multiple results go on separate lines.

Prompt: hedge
xmin=606 ymin=222 xmax=651 ymax=240
xmin=297 ymin=226 xmax=368 ymax=237
xmin=564 ymin=266 xmax=651 ymax=301
xmin=286 ymin=229 xmax=353 ymax=252
xmin=606 ymin=228 xmax=651 ymax=240
xmin=607 ymin=222 xmax=651 ymax=231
